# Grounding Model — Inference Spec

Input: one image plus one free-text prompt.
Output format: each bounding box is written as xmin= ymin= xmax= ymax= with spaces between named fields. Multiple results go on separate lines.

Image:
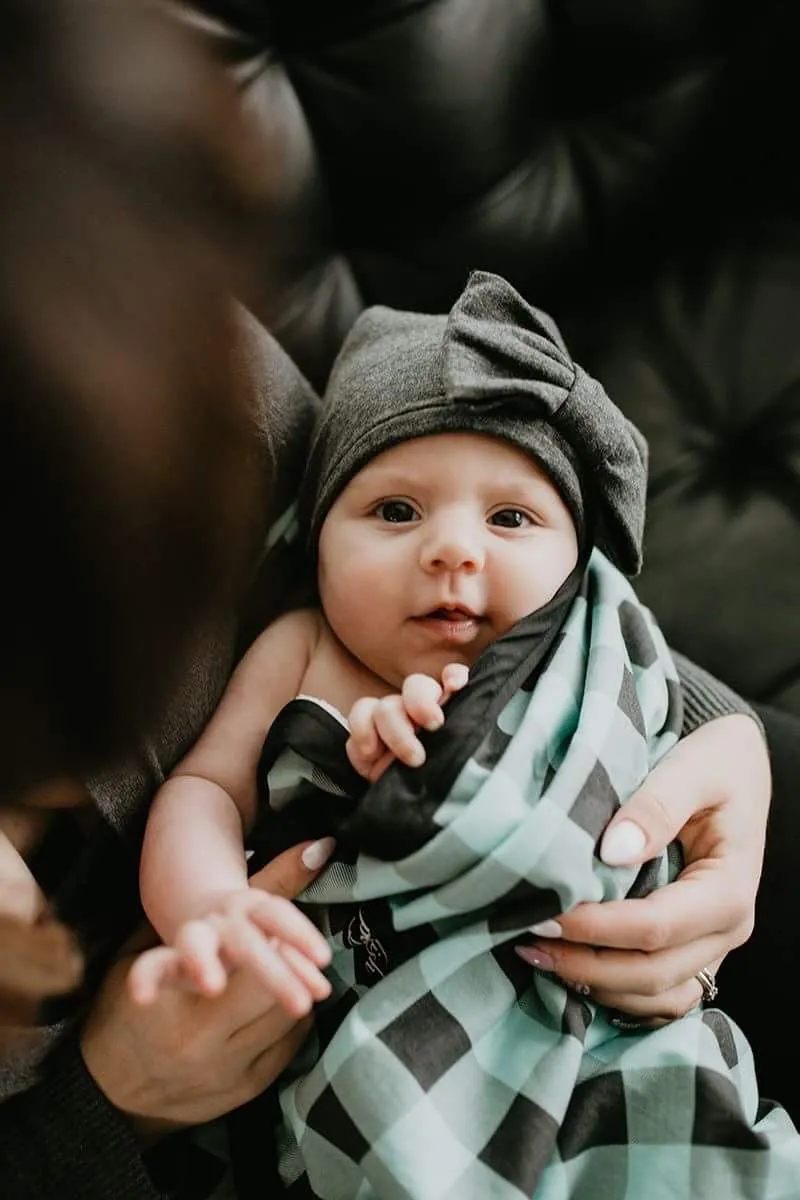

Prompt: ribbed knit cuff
xmin=673 ymin=651 xmax=766 ymax=740
xmin=2 ymin=1035 xmax=166 ymax=1200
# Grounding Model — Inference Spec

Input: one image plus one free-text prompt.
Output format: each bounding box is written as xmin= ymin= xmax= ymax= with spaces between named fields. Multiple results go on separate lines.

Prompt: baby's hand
xmin=127 ymin=888 xmax=332 ymax=1016
xmin=347 ymin=662 xmax=469 ymax=782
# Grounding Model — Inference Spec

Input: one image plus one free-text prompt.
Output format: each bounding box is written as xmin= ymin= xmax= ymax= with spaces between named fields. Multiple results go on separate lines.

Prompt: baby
xmin=130 ymin=272 xmax=800 ymax=1198
xmin=128 ymin=270 xmax=644 ymax=1008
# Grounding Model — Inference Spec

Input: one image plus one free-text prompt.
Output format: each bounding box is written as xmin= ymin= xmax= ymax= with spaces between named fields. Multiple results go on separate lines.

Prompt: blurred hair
xmin=0 ymin=0 xmax=275 ymax=1013
xmin=0 ymin=0 xmax=270 ymax=800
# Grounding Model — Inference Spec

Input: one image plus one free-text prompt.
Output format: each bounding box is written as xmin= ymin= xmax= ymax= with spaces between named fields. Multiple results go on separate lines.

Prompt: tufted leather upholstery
xmin=184 ymin=0 xmax=800 ymax=713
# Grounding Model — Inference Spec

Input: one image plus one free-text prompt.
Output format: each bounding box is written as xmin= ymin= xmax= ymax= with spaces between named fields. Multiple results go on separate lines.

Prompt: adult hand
xmin=80 ymin=836 xmax=335 ymax=1143
xmin=515 ymin=715 xmax=769 ymax=1024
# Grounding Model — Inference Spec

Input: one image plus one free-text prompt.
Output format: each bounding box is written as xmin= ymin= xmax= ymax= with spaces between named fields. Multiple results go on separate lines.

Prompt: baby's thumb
xmin=440 ymin=662 xmax=469 ymax=701
xmin=600 ymin=745 xmax=706 ymax=867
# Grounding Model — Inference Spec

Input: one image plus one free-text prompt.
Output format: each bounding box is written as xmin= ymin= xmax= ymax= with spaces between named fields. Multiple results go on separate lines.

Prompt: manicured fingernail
xmin=529 ymin=919 xmax=562 ymax=938
xmin=514 ymin=946 xmax=555 ymax=972
xmin=301 ymin=837 xmax=336 ymax=870
xmin=600 ymin=820 xmax=647 ymax=866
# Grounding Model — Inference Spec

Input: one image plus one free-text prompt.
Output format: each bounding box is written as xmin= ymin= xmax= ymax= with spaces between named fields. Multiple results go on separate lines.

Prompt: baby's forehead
xmin=348 ymin=431 xmax=558 ymax=491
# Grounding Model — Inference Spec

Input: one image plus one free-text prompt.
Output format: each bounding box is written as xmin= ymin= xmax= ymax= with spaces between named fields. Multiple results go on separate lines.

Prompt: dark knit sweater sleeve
xmin=0 ymin=1035 xmax=170 ymax=1200
xmin=674 ymin=651 xmax=765 ymax=738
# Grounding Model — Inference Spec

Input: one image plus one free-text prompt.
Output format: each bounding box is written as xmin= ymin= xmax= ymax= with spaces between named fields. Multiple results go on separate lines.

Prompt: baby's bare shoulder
xmin=302 ymin=619 xmax=390 ymax=713
xmin=274 ymin=606 xmax=326 ymax=645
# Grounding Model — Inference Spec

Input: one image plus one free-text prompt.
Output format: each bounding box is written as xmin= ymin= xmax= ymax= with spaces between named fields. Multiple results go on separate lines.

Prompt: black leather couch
xmin=191 ymin=0 xmax=800 ymax=1113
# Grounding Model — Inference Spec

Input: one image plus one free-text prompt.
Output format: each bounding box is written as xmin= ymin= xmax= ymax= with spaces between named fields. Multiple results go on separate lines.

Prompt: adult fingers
xmin=592 ymin=957 xmax=724 ymax=1025
xmin=599 ymin=746 xmax=711 ymax=869
xmin=127 ymin=945 xmax=180 ymax=1006
xmin=543 ymin=864 xmax=749 ymax=954
xmin=599 ymin=715 xmax=769 ymax=868
xmin=248 ymin=837 xmax=336 ymax=902
xmin=245 ymin=1014 xmax=314 ymax=1088
xmin=226 ymin=986 xmax=300 ymax=1049
xmin=517 ymin=929 xmax=727 ymax=999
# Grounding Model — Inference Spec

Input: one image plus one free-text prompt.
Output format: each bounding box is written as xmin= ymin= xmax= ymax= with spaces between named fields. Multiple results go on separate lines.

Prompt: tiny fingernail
xmin=409 ymin=746 xmax=426 ymax=766
xmin=301 ymin=837 xmax=336 ymax=870
xmin=425 ymin=714 xmax=444 ymax=731
xmin=601 ymin=820 xmax=647 ymax=867
xmin=514 ymin=946 xmax=555 ymax=972
xmin=529 ymin=919 xmax=562 ymax=938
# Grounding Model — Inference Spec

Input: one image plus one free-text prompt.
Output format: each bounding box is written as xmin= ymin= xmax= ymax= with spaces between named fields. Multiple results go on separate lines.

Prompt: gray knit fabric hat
xmin=301 ymin=270 xmax=648 ymax=575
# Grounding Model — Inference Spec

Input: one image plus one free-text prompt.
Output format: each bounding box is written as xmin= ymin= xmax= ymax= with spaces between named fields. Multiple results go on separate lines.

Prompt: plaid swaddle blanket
xmin=253 ymin=551 xmax=800 ymax=1199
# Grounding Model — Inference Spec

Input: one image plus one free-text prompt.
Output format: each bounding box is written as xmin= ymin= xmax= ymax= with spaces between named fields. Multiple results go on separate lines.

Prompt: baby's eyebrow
xmin=484 ymin=477 xmax=552 ymax=498
xmin=353 ymin=470 xmax=416 ymax=493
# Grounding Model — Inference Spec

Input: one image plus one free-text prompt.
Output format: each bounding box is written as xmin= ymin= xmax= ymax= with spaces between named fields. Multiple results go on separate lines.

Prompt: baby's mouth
xmin=427 ymin=607 xmax=475 ymax=621
xmin=414 ymin=607 xmax=483 ymax=643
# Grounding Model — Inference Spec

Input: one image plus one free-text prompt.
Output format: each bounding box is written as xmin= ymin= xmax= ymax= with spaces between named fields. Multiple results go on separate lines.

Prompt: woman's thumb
xmin=249 ymin=837 xmax=336 ymax=900
xmin=599 ymin=745 xmax=704 ymax=867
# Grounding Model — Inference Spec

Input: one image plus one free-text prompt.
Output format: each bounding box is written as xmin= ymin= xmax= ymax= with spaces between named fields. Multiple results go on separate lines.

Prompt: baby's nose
xmin=420 ymin=521 xmax=485 ymax=573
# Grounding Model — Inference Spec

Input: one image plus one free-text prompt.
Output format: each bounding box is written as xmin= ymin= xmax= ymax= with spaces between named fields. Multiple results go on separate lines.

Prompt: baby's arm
xmin=131 ymin=610 xmax=332 ymax=1010
xmin=347 ymin=663 xmax=469 ymax=782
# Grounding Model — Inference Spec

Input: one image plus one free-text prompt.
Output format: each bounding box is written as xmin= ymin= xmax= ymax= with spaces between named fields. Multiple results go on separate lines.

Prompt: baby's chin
xmin=350 ymin=623 xmax=500 ymax=688
xmin=382 ymin=647 xmax=479 ymax=689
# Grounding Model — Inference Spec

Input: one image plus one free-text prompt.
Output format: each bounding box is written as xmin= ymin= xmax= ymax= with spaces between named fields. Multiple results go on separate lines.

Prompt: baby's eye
xmin=489 ymin=508 xmax=532 ymax=529
xmin=375 ymin=500 xmax=418 ymax=523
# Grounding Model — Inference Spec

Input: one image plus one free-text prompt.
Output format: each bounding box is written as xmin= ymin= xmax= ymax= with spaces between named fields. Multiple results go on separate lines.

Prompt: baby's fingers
xmin=212 ymin=917 xmax=317 ymax=1017
xmin=242 ymin=892 xmax=331 ymax=967
xmin=280 ymin=943 xmax=332 ymax=1002
xmin=347 ymin=737 xmax=394 ymax=782
xmin=373 ymin=695 xmax=426 ymax=766
xmin=127 ymin=945 xmax=182 ymax=1005
xmin=348 ymin=697 xmax=383 ymax=762
xmin=440 ymin=662 xmax=469 ymax=700
xmin=402 ymin=674 xmax=447 ymax=731
xmin=173 ymin=919 xmax=227 ymax=997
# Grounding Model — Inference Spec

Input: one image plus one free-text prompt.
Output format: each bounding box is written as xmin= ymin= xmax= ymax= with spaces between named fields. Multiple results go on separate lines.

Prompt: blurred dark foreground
xmin=0 ymin=0 xmax=270 ymax=1018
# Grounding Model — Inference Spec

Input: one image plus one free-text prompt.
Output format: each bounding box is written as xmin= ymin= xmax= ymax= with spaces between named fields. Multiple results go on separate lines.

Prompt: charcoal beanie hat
xmin=301 ymin=270 xmax=648 ymax=575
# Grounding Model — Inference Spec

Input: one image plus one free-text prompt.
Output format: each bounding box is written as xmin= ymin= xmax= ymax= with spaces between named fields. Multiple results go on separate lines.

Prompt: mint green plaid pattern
xmin=266 ymin=552 xmax=800 ymax=1198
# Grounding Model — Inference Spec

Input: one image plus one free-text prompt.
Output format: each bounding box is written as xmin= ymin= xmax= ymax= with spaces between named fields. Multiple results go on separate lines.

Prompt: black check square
xmin=693 ymin=1068 xmax=768 ymax=1151
xmin=379 ymin=990 xmax=472 ymax=1091
xmin=558 ymin=1070 xmax=629 ymax=1160
xmin=478 ymin=1090 xmax=559 ymax=1192
xmin=304 ymin=1082 xmax=371 ymax=1164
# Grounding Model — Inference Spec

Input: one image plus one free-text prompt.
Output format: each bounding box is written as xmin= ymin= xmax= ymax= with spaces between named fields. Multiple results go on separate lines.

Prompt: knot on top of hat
xmin=442 ymin=271 xmax=649 ymax=576
xmin=443 ymin=270 xmax=575 ymax=413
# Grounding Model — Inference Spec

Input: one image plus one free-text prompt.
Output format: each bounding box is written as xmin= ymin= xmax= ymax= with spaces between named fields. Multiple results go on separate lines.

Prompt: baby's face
xmin=317 ymin=432 xmax=578 ymax=688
